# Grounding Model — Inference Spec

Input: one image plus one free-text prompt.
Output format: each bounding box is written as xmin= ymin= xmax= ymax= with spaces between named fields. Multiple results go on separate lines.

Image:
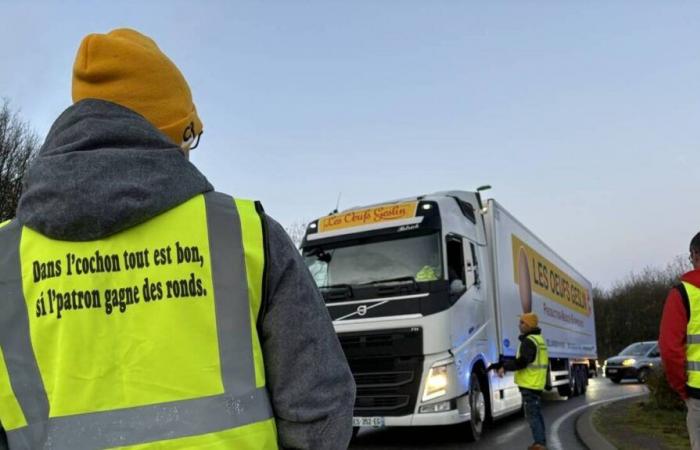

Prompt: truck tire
xmin=578 ymin=367 xmax=588 ymax=395
xmin=570 ymin=367 xmax=580 ymax=397
xmin=557 ymin=367 xmax=576 ymax=398
xmin=609 ymin=376 xmax=622 ymax=384
xmin=465 ymin=370 xmax=487 ymax=441
xmin=575 ymin=367 xmax=583 ymax=396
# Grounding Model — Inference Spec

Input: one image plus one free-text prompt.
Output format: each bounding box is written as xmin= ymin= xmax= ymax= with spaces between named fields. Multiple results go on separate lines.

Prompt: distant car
xmin=604 ymin=341 xmax=660 ymax=383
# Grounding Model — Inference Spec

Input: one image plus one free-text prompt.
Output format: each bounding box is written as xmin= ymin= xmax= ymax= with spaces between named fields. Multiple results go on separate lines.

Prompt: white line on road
xmin=548 ymin=392 xmax=647 ymax=450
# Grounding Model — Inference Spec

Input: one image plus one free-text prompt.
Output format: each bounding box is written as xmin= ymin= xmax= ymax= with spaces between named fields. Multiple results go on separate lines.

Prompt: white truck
xmin=301 ymin=190 xmax=597 ymax=440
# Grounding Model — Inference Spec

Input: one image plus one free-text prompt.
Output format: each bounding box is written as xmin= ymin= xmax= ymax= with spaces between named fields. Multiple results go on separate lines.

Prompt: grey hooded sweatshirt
xmin=13 ymin=99 xmax=355 ymax=449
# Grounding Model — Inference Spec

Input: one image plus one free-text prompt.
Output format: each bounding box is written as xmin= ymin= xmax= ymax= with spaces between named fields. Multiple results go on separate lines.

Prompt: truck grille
xmin=354 ymin=371 xmax=414 ymax=387
xmin=338 ymin=328 xmax=423 ymax=417
xmin=355 ymin=395 xmax=410 ymax=411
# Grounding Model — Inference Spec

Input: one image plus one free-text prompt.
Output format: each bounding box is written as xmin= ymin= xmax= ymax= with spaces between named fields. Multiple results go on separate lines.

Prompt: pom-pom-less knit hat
xmin=72 ymin=28 xmax=203 ymax=149
xmin=519 ymin=313 xmax=539 ymax=328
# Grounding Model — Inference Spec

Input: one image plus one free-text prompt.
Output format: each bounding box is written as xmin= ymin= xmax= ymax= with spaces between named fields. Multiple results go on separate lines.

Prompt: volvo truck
xmin=300 ymin=191 xmax=597 ymax=440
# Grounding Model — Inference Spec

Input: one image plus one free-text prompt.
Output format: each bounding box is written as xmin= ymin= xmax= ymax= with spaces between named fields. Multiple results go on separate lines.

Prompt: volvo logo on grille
xmin=334 ymin=299 xmax=393 ymax=321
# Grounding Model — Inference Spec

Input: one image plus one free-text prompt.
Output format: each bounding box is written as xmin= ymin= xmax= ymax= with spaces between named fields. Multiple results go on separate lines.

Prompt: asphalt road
xmin=350 ymin=377 xmax=647 ymax=450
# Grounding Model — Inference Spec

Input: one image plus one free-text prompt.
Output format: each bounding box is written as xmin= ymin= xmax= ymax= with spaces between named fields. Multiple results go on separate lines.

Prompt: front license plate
xmin=353 ymin=417 xmax=385 ymax=428
xmin=607 ymin=369 xmax=618 ymax=374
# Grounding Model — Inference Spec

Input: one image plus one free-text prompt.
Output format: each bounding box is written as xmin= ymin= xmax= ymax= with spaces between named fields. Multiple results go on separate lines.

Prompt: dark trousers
xmin=521 ymin=388 xmax=546 ymax=445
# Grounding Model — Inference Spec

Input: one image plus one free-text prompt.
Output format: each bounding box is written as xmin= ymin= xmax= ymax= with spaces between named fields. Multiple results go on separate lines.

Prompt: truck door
xmin=464 ymin=240 xmax=485 ymax=329
xmin=446 ymin=235 xmax=485 ymax=350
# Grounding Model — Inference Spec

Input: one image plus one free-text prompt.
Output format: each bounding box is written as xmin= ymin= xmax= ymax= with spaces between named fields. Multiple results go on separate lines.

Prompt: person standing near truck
xmin=659 ymin=231 xmax=700 ymax=450
xmin=490 ymin=312 xmax=549 ymax=450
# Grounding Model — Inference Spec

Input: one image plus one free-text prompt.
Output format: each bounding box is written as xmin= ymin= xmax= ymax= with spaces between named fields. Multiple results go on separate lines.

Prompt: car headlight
xmin=423 ymin=365 xmax=449 ymax=401
xmin=622 ymin=358 xmax=636 ymax=367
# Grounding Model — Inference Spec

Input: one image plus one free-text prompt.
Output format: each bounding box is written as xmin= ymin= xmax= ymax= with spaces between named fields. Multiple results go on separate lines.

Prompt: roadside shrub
xmin=646 ymin=367 xmax=684 ymax=411
xmin=594 ymin=257 xmax=690 ymax=361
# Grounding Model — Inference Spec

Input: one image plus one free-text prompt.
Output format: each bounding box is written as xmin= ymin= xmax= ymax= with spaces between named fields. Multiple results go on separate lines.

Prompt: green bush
xmin=646 ymin=367 xmax=685 ymax=411
xmin=594 ymin=257 xmax=691 ymax=362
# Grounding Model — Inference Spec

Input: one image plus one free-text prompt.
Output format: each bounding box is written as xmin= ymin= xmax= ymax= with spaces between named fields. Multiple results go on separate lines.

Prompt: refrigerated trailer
xmin=300 ymin=191 xmax=597 ymax=440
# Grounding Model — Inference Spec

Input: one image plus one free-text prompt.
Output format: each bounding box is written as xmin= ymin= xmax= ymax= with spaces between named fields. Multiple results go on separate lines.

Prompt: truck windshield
xmin=303 ymin=233 xmax=442 ymax=288
xmin=619 ymin=342 xmax=655 ymax=356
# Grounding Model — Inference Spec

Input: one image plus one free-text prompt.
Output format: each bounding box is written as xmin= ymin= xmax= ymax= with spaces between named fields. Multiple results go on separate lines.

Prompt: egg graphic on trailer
xmin=518 ymin=247 xmax=532 ymax=313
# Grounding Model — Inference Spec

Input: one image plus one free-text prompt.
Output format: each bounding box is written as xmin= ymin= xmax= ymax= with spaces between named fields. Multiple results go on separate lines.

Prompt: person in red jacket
xmin=659 ymin=231 xmax=700 ymax=450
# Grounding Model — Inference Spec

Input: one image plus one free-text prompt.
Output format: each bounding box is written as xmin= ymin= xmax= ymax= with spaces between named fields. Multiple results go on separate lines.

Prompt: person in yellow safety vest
xmin=0 ymin=29 xmax=355 ymax=450
xmin=488 ymin=313 xmax=549 ymax=450
xmin=659 ymin=231 xmax=700 ymax=450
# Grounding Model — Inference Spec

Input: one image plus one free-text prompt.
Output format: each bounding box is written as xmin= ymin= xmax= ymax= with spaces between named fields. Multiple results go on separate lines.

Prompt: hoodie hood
xmin=519 ymin=327 xmax=542 ymax=340
xmin=682 ymin=269 xmax=700 ymax=288
xmin=17 ymin=99 xmax=213 ymax=241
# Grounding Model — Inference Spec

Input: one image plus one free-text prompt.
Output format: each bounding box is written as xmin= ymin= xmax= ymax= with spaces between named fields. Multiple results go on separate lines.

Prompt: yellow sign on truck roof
xmin=318 ymin=201 xmax=419 ymax=234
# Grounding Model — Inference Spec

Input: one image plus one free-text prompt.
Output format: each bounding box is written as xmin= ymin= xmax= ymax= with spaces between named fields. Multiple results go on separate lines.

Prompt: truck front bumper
xmin=359 ymin=394 xmax=471 ymax=427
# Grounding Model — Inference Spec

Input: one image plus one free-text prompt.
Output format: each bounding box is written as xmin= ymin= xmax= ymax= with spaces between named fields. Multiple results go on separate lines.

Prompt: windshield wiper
xmin=319 ymin=283 xmax=353 ymax=290
xmin=360 ymin=276 xmax=417 ymax=285
xmin=360 ymin=276 xmax=419 ymax=296
xmin=318 ymin=283 xmax=354 ymax=302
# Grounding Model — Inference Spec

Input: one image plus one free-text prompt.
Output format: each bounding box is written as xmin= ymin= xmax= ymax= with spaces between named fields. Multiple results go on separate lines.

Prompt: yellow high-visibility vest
xmin=514 ymin=334 xmax=549 ymax=391
xmin=684 ymin=282 xmax=700 ymax=390
xmin=0 ymin=193 xmax=277 ymax=449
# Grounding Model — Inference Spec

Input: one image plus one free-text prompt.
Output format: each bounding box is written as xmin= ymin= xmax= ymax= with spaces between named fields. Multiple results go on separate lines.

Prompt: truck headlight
xmin=622 ymin=358 xmax=636 ymax=367
xmin=423 ymin=365 xmax=449 ymax=401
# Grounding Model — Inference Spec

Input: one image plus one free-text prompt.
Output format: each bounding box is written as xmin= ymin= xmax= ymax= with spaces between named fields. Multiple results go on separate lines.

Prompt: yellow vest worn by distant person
xmin=684 ymin=282 xmax=700 ymax=390
xmin=514 ymin=334 xmax=549 ymax=391
xmin=0 ymin=192 xmax=277 ymax=449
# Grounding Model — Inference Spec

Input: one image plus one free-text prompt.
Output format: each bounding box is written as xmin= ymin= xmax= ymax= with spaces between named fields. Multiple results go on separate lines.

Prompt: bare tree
xmin=594 ymin=255 xmax=693 ymax=360
xmin=665 ymin=254 xmax=692 ymax=280
xmin=0 ymin=99 xmax=40 ymax=222
xmin=284 ymin=220 xmax=310 ymax=249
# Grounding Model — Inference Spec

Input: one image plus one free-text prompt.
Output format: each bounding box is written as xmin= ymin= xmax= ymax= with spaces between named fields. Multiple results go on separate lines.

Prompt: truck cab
xmin=301 ymin=191 xmax=505 ymax=439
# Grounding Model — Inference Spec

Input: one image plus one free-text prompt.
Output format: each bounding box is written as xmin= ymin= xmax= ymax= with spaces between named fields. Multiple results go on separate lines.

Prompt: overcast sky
xmin=2 ymin=1 xmax=698 ymax=289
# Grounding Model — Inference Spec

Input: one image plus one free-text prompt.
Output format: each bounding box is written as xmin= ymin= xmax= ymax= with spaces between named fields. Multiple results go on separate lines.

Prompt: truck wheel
xmin=557 ymin=367 xmax=576 ymax=398
xmin=576 ymin=366 xmax=586 ymax=395
xmin=351 ymin=426 xmax=360 ymax=441
xmin=578 ymin=368 xmax=587 ymax=395
xmin=560 ymin=367 xmax=577 ymax=398
xmin=609 ymin=376 xmax=622 ymax=384
xmin=465 ymin=371 xmax=487 ymax=441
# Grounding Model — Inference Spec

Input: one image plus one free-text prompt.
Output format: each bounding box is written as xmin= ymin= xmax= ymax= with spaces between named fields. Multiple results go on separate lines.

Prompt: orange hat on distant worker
xmin=72 ymin=28 xmax=203 ymax=150
xmin=520 ymin=312 xmax=539 ymax=328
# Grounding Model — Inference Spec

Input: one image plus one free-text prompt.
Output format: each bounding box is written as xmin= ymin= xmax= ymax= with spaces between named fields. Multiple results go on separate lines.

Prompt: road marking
xmin=548 ymin=391 xmax=647 ymax=450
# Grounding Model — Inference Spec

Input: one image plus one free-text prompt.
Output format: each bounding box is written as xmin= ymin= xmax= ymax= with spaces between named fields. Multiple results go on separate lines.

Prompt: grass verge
xmin=593 ymin=398 xmax=688 ymax=450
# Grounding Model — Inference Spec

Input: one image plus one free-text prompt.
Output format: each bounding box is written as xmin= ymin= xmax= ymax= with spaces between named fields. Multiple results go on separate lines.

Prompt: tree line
xmin=594 ymin=256 xmax=690 ymax=360
xmin=0 ymin=99 xmax=39 ymax=222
